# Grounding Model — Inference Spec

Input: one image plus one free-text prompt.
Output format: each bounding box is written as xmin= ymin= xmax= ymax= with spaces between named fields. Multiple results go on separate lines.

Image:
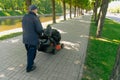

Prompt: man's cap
xmin=29 ymin=5 xmax=37 ymax=11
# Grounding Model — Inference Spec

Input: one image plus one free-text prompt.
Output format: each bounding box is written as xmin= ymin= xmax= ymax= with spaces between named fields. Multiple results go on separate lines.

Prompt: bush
xmin=0 ymin=10 xmax=25 ymax=16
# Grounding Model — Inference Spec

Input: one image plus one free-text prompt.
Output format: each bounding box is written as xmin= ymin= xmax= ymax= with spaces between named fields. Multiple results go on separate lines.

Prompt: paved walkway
xmin=0 ymin=15 xmax=91 ymax=80
xmin=107 ymin=13 xmax=120 ymax=23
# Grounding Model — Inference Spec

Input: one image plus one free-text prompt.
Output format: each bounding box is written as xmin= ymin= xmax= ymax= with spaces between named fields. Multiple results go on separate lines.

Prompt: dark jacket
xmin=22 ymin=12 xmax=43 ymax=45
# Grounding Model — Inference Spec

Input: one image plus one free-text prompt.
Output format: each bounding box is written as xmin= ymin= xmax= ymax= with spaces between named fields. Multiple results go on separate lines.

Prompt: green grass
xmin=82 ymin=19 xmax=120 ymax=80
xmin=0 ymin=32 xmax=22 ymax=40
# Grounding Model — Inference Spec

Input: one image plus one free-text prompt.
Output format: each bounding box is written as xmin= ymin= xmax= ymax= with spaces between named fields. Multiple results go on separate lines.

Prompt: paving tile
xmin=0 ymin=15 xmax=91 ymax=80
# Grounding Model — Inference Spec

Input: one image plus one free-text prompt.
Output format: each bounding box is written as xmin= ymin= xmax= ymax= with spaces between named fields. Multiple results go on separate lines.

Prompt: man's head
xmin=29 ymin=5 xmax=38 ymax=14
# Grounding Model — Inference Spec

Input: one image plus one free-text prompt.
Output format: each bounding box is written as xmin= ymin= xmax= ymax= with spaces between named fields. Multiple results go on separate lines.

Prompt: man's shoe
xmin=26 ymin=65 xmax=36 ymax=72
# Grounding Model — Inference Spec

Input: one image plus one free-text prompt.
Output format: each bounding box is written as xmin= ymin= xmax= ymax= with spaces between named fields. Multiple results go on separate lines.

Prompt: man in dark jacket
xmin=22 ymin=5 xmax=43 ymax=72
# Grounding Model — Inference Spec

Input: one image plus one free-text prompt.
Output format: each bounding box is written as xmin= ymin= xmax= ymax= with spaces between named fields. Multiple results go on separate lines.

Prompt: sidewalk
xmin=0 ymin=15 xmax=91 ymax=80
xmin=107 ymin=13 xmax=120 ymax=23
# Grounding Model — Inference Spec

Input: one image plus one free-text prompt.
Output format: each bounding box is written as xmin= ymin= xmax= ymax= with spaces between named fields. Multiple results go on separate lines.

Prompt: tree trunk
xmin=77 ymin=7 xmax=80 ymax=16
xmin=96 ymin=5 xmax=102 ymax=25
xmin=110 ymin=44 xmax=120 ymax=80
xmin=74 ymin=6 xmax=77 ymax=17
xmin=51 ymin=0 xmax=56 ymax=23
xmin=63 ymin=0 xmax=66 ymax=20
xmin=96 ymin=0 xmax=109 ymax=38
xmin=80 ymin=8 xmax=83 ymax=15
xmin=70 ymin=0 xmax=72 ymax=19
xmin=79 ymin=8 xmax=81 ymax=16
xmin=85 ymin=10 xmax=88 ymax=13
xmin=25 ymin=0 xmax=32 ymax=11
xmin=93 ymin=0 xmax=99 ymax=22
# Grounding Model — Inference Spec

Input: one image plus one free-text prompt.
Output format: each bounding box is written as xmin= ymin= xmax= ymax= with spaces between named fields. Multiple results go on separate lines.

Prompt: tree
xmin=72 ymin=0 xmax=77 ymax=17
xmin=68 ymin=0 xmax=72 ymax=19
xmin=110 ymin=45 xmax=120 ymax=80
xmin=71 ymin=0 xmax=92 ymax=16
xmin=96 ymin=0 xmax=109 ymax=38
xmin=93 ymin=0 xmax=99 ymax=21
xmin=96 ymin=2 xmax=102 ymax=25
xmin=51 ymin=0 xmax=56 ymax=23
xmin=62 ymin=0 xmax=66 ymax=20
xmin=57 ymin=0 xmax=67 ymax=20
xmin=58 ymin=0 xmax=73 ymax=20
xmin=25 ymin=0 xmax=32 ymax=11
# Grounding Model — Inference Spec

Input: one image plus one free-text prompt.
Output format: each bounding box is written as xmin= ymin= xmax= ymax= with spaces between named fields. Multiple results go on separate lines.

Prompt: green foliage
xmin=36 ymin=0 xmax=62 ymax=14
xmin=82 ymin=19 xmax=120 ymax=80
xmin=0 ymin=0 xmax=25 ymax=11
xmin=55 ymin=1 xmax=63 ymax=13
xmin=0 ymin=10 xmax=25 ymax=16
xmin=0 ymin=0 xmax=63 ymax=15
xmin=32 ymin=0 xmax=52 ymax=14
xmin=0 ymin=11 xmax=10 ymax=16
xmin=67 ymin=0 xmax=93 ymax=10
xmin=0 ymin=0 xmax=95 ymax=16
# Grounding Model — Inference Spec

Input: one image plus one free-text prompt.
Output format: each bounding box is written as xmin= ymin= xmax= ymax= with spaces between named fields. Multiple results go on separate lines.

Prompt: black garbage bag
xmin=38 ymin=25 xmax=61 ymax=54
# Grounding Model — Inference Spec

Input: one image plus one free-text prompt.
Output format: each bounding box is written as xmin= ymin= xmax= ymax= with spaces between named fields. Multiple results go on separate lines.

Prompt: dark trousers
xmin=25 ymin=44 xmax=37 ymax=70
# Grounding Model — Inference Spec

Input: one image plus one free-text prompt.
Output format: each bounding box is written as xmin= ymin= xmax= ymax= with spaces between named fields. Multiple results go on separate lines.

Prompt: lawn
xmin=82 ymin=18 xmax=120 ymax=80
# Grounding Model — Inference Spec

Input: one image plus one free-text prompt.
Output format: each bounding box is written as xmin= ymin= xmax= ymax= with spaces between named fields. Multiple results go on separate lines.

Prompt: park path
xmin=0 ymin=15 xmax=91 ymax=80
xmin=107 ymin=13 xmax=120 ymax=23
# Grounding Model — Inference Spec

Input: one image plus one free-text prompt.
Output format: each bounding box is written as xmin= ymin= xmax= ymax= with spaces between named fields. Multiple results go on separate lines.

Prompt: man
xmin=22 ymin=5 xmax=43 ymax=72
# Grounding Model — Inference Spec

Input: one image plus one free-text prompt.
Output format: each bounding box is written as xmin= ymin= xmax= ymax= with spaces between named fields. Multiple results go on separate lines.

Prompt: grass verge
xmin=82 ymin=18 xmax=120 ymax=80
xmin=0 ymin=32 xmax=22 ymax=40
